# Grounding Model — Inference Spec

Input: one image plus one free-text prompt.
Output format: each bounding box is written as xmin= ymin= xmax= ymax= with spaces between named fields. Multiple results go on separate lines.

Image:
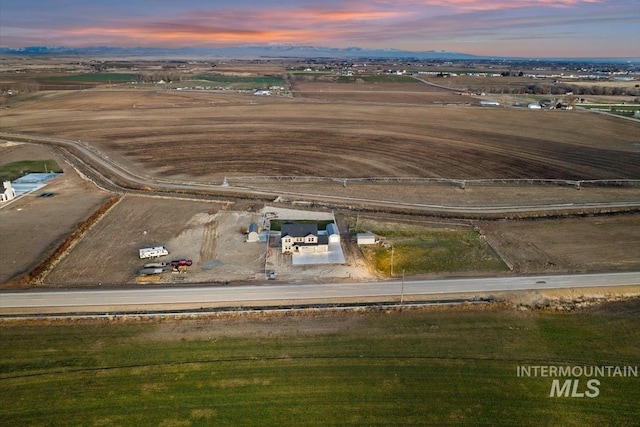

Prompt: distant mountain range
xmin=0 ymin=45 xmax=636 ymax=63
xmin=0 ymin=45 xmax=481 ymax=59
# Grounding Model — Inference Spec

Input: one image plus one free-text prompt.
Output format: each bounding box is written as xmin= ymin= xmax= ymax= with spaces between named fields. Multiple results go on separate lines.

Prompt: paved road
xmin=2 ymin=272 xmax=638 ymax=312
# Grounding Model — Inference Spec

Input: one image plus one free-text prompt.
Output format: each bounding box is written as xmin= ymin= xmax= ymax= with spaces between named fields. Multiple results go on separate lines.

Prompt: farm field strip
xmin=2 ymin=131 xmax=639 ymax=216
xmin=2 ymin=89 xmax=638 ymax=183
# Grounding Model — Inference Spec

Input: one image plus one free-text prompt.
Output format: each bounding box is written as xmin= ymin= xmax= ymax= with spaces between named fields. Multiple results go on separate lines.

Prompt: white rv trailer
xmin=139 ymin=246 xmax=169 ymax=259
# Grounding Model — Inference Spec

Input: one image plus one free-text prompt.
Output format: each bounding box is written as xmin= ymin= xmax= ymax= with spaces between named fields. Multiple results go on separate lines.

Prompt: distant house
xmin=281 ymin=222 xmax=329 ymax=254
xmin=254 ymin=90 xmax=272 ymax=96
xmin=357 ymin=232 xmax=376 ymax=245
xmin=246 ymin=223 xmax=260 ymax=243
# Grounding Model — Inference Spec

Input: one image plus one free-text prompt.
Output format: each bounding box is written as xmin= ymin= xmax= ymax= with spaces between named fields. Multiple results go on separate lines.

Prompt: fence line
xmin=223 ymin=176 xmax=640 ymax=189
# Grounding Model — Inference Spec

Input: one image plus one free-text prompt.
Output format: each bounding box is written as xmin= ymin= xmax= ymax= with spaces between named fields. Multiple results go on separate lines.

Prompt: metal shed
xmin=246 ymin=223 xmax=260 ymax=243
xmin=357 ymin=232 xmax=376 ymax=245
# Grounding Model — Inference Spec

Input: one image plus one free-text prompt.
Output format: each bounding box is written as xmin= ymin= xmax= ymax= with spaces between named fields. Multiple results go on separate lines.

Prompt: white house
xmin=1 ymin=181 xmax=16 ymax=202
xmin=281 ymin=223 xmax=328 ymax=254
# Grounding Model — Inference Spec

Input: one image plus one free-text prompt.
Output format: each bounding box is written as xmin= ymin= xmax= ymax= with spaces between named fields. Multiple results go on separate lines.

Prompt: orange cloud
xmin=65 ymin=26 xmax=323 ymax=46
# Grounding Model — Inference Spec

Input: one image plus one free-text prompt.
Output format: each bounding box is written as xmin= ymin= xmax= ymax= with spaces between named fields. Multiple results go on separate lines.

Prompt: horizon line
xmin=1 ymin=44 xmax=639 ymax=61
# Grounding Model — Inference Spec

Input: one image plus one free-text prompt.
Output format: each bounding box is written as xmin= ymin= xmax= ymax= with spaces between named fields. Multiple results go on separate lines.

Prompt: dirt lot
xmin=480 ymin=214 xmax=640 ymax=274
xmin=289 ymin=80 xmax=474 ymax=104
xmin=42 ymin=196 xmax=374 ymax=287
xmin=16 ymin=185 xmax=639 ymax=287
xmin=0 ymin=142 xmax=111 ymax=285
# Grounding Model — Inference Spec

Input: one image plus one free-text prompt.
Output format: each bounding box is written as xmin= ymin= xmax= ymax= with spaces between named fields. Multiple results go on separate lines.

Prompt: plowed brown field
xmin=1 ymin=89 xmax=638 ymax=182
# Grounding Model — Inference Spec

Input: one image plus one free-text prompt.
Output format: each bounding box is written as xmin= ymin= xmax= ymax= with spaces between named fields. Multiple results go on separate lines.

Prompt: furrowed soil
xmin=1 ymin=89 xmax=638 ymax=182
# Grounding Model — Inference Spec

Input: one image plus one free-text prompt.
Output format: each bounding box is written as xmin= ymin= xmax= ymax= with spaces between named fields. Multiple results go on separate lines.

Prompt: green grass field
xmin=39 ymin=73 xmax=140 ymax=83
xmin=0 ymin=160 xmax=62 ymax=182
xmin=1 ymin=301 xmax=638 ymax=426
xmin=352 ymin=218 xmax=508 ymax=275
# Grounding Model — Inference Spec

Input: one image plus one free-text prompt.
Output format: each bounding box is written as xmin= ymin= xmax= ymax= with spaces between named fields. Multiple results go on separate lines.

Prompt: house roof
xmin=281 ymin=223 xmax=318 ymax=238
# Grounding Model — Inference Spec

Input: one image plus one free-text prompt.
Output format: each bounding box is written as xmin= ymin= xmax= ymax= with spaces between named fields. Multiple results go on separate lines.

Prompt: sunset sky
xmin=1 ymin=0 xmax=638 ymax=57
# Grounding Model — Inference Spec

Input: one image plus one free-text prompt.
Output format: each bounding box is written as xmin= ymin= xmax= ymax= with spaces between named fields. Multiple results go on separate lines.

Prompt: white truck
xmin=139 ymin=246 xmax=169 ymax=259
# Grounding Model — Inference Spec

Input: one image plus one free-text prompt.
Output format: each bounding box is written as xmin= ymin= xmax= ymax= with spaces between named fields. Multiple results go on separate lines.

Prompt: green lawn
xmin=1 ymin=301 xmax=638 ymax=426
xmin=0 ymin=160 xmax=62 ymax=182
xmin=353 ymin=218 xmax=509 ymax=275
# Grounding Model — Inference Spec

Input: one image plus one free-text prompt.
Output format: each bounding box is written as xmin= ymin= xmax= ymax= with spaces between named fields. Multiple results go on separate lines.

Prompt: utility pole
xmin=390 ymin=246 xmax=394 ymax=277
xmin=401 ymin=269 xmax=405 ymax=305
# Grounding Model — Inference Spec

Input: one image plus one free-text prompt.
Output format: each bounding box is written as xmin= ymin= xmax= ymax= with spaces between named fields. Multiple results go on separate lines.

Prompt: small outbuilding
xmin=326 ymin=223 xmax=340 ymax=244
xmin=246 ymin=223 xmax=260 ymax=243
xmin=1 ymin=181 xmax=16 ymax=202
xmin=357 ymin=232 xmax=376 ymax=245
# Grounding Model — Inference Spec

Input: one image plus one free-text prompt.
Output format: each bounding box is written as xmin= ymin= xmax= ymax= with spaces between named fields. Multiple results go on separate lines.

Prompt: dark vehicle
xmin=171 ymin=259 xmax=193 ymax=267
